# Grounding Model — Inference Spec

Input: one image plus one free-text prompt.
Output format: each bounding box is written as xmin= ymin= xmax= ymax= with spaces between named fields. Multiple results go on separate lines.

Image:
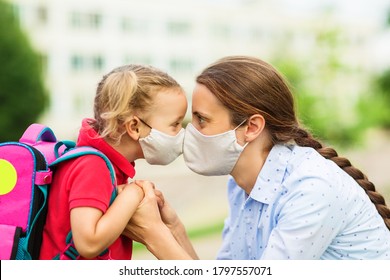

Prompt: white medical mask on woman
xmin=183 ymin=120 xmax=247 ymax=176
xmin=138 ymin=118 xmax=185 ymax=165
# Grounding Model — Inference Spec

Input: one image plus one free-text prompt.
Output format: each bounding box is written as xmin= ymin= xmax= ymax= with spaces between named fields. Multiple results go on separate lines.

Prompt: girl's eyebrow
xmin=171 ymin=116 xmax=184 ymax=123
xmin=171 ymin=116 xmax=184 ymax=124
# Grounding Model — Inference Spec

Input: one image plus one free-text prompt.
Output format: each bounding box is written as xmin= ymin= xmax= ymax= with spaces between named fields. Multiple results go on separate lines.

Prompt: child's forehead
xmin=147 ymin=90 xmax=187 ymax=118
xmin=152 ymin=88 xmax=187 ymax=104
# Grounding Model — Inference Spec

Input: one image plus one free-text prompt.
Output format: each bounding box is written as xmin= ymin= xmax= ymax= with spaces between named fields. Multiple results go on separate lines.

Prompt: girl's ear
xmin=244 ymin=114 xmax=266 ymax=142
xmin=125 ymin=116 xmax=141 ymax=141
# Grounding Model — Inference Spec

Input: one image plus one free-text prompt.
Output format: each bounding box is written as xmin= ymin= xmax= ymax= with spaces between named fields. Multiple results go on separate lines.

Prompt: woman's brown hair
xmin=196 ymin=55 xmax=390 ymax=230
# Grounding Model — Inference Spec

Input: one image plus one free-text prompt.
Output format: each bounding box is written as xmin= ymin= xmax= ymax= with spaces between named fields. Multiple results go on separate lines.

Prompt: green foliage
xmin=273 ymin=57 xmax=365 ymax=148
xmin=0 ymin=0 xmax=48 ymax=141
xmin=360 ymin=69 xmax=390 ymax=129
xmin=271 ymin=23 xmax=380 ymax=148
xmin=387 ymin=8 xmax=390 ymax=26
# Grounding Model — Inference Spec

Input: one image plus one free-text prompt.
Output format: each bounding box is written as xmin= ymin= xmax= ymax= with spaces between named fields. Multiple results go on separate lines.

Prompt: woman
xmin=125 ymin=56 xmax=390 ymax=260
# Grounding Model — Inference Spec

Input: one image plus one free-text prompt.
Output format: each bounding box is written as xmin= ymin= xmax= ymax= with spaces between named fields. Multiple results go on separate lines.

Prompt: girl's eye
xmin=170 ymin=122 xmax=182 ymax=130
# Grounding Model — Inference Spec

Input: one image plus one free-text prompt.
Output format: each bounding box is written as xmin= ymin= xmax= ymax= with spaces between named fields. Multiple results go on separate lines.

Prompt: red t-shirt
xmin=39 ymin=119 xmax=136 ymax=260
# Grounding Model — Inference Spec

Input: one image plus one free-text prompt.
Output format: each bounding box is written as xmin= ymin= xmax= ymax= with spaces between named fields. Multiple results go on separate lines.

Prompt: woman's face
xmin=143 ymin=88 xmax=188 ymax=136
xmin=191 ymin=83 xmax=234 ymax=135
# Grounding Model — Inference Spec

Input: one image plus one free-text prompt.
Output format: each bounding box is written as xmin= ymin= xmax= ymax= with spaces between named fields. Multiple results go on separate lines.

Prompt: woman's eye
xmin=197 ymin=115 xmax=205 ymax=124
xmin=193 ymin=112 xmax=207 ymax=126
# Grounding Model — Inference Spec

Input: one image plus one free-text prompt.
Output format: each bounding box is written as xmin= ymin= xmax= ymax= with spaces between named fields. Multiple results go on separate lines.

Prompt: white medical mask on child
xmin=138 ymin=118 xmax=185 ymax=165
xmin=183 ymin=120 xmax=247 ymax=176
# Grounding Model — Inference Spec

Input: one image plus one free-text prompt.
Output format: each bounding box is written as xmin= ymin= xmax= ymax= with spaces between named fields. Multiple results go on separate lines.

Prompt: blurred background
xmin=1 ymin=0 xmax=390 ymax=259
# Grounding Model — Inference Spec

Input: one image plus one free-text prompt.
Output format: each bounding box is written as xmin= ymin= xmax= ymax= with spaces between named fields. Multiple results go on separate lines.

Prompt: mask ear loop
xmin=233 ymin=118 xmax=248 ymax=130
xmin=233 ymin=118 xmax=249 ymax=148
xmin=136 ymin=116 xmax=153 ymax=129
xmin=133 ymin=116 xmax=152 ymax=141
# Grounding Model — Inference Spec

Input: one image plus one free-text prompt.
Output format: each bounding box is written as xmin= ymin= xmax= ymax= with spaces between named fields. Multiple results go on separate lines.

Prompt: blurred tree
xmin=387 ymin=8 xmax=390 ymax=26
xmin=359 ymin=6 xmax=390 ymax=130
xmin=0 ymin=0 xmax=48 ymax=141
xmin=273 ymin=24 xmax=366 ymax=148
xmin=367 ymin=67 xmax=390 ymax=129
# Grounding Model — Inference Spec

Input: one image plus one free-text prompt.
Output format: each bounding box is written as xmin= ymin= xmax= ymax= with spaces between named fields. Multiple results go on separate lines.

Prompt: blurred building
xmin=6 ymin=0 xmax=390 ymax=138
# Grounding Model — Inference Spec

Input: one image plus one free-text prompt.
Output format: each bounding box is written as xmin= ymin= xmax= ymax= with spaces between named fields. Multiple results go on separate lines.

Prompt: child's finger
xmin=134 ymin=180 xmax=155 ymax=189
xmin=136 ymin=180 xmax=156 ymax=198
xmin=116 ymin=184 xmax=126 ymax=194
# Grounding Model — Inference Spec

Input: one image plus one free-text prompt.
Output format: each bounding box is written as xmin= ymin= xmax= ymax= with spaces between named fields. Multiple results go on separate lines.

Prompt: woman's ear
xmin=244 ymin=114 xmax=265 ymax=142
xmin=125 ymin=116 xmax=141 ymax=141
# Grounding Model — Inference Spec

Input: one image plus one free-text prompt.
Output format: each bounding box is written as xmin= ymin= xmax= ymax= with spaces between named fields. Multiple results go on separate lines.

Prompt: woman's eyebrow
xmin=193 ymin=111 xmax=212 ymax=120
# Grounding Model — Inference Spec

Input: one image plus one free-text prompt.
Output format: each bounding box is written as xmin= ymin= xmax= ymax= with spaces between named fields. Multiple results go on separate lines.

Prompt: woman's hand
xmin=122 ymin=180 xmax=166 ymax=245
xmin=122 ymin=180 xmax=198 ymax=259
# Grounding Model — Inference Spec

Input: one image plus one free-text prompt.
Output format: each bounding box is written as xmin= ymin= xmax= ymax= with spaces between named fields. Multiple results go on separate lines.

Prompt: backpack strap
xmin=50 ymin=146 xmax=117 ymax=260
xmin=50 ymin=146 xmax=116 ymax=188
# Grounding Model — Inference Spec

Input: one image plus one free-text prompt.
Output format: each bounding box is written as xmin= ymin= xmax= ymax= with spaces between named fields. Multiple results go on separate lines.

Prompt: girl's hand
xmin=117 ymin=182 xmax=144 ymax=201
xmin=116 ymin=184 xmax=126 ymax=194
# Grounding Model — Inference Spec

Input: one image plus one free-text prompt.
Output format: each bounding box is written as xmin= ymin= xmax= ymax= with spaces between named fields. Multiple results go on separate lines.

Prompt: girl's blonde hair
xmin=93 ymin=64 xmax=182 ymax=143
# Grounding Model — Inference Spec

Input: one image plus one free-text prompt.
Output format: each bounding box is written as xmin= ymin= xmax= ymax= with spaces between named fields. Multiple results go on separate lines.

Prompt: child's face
xmin=145 ymin=88 xmax=188 ymax=135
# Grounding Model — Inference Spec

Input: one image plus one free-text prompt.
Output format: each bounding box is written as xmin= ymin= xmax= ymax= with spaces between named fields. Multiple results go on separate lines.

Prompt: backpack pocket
xmin=0 ymin=224 xmax=22 ymax=259
xmin=0 ymin=143 xmax=49 ymax=259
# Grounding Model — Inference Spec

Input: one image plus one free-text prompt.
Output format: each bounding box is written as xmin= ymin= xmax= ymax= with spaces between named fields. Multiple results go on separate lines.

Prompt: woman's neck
xmin=231 ymin=139 xmax=272 ymax=195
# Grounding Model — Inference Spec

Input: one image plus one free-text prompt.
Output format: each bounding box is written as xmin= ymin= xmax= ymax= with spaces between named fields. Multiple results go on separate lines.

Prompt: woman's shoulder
xmin=287 ymin=145 xmax=339 ymax=179
xmin=283 ymin=145 xmax=364 ymax=203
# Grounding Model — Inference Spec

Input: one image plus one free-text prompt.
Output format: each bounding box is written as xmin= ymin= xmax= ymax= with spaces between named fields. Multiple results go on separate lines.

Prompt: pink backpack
xmin=0 ymin=124 xmax=116 ymax=259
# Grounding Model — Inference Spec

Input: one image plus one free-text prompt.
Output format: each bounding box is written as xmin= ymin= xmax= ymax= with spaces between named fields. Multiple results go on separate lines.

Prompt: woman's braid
xmin=294 ymin=127 xmax=390 ymax=230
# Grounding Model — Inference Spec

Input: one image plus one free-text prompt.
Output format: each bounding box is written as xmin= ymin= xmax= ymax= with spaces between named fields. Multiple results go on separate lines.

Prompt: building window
xmin=121 ymin=17 xmax=149 ymax=34
xmin=71 ymin=55 xmax=84 ymax=71
xmin=91 ymin=55 xmax=104 ymax=71
xmin=36 ymin=5 xmax=48 ymax=25
xmin=124 ymin=55 xmax=152 ymax=65
xmin=121 ymin=17 xmax=132 ymax=32
xmin=70 ymin=12 xmax=82 ymax=28
xmin=70 ymin=12 xmax=102 ymax=29
xmin=89 ymin=13 xmax=102 ymax=29
xmin=167 ymin=20 xmax=191 ymax=35
xmin=70 ymin=54 xmax=105 ymax=72
xmin=211 ymin=24 xmax=231 ymax=39
xmin=169 ymin=58 xmax=193 ymax=73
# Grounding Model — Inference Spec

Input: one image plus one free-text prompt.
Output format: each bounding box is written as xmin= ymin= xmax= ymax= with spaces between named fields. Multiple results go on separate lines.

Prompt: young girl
xmin=125 ymin=56 xmax=390 ymax=260
xmin=39 ymin=64 xmax=188 ymax=259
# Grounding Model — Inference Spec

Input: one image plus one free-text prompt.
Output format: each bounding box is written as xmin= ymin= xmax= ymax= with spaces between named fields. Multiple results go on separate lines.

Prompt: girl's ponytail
xmin=96 ymin=70 xmax=138 ymax=143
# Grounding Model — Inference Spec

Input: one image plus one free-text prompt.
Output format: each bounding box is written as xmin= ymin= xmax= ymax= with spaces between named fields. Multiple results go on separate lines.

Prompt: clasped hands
xmin=117 ymin=180 xmax=179 ymax=245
